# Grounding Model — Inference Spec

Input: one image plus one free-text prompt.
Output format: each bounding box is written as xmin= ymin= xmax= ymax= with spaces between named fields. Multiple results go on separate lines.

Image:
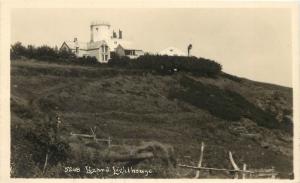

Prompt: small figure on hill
xmin=187 ymin=44 xmax=192 ymax=57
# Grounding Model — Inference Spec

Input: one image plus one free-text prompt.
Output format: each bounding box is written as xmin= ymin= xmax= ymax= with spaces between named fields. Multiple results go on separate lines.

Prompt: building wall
xmin=115 ymin=45 xmax=144 ymax=59
xmin=86 ymin=46 xmax=111 ymax=63
xmin=110 ymin=38 xmax=120 ymax=49
xmin=60 ymin=43 xmax=70 ymax=51
xmin=135 ymin=50 xmax=144 ymax=57
xmin=115 ymin=46 xmax=125 ymax=57
xmin=99 ymin=44 xmax=110 ymax=63
xmin=76 ymin=49 xmax=88 ymax=57
xmin=91 ymin=25 xmax=111 ymax=42
xmin=87 ymin=49 xmax=101 ymax=61
xmin=126 ymin=50 xmax=144 ymax=59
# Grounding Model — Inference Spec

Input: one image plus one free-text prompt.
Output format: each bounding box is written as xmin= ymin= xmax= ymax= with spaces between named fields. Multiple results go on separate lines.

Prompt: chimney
xmin=119 ymin=29 xmax=122 ymax=39
xmin=113 ymin=30 xmax=117 ymax=38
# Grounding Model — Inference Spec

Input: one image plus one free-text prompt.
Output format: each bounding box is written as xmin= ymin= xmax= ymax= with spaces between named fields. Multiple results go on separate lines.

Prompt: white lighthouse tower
xmin=90 ymin=21 xmax=112 ymax=42
xmin=60 ymin=20 xmax=144 ymax=63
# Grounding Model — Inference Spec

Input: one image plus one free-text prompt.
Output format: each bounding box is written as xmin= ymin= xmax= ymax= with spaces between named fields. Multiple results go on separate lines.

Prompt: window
xmin=75 ymin=47 xmax=79 ymax=54
xmin=102 ymin=55 xmax=105 ymax=61
xmin=101 ymin=45 xmax=108 ymax=53
xmin=105 ymin=55 xmax=108 ymax=61
xmin=96 ymin=28 xmax=98 ymax=31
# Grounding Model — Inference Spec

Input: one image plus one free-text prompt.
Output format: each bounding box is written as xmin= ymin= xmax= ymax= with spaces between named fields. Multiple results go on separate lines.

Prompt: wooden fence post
xmin=229 ymin=151 xmax=240 ymax=179
xmin=242 ymin=163 xmax=247 ymax=179
xmin=178 ymin=147 xmax=277 ymax=179
xmin=90 ymin=127 xmax=97 ymax=141
xmin=271 ymin=166 xmax=276 ymax=179
xmin=42 ymin=152 xmax=49 ymax=174
xmin=194 ymin=142 xmax=205 ymax=179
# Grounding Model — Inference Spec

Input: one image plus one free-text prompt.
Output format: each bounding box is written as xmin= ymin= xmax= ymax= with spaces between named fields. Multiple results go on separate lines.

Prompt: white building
xmin=60 ymin=21 xmax=144 ymax=63
xmin=159 ymin=47 xmax=187 ymax=56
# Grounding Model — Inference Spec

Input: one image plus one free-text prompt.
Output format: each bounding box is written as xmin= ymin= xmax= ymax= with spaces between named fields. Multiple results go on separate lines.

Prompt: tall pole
xmin=188 ymin=44 xmax=192 ymax=57
xmin=90 ymin=25 xmax=94 ymax=42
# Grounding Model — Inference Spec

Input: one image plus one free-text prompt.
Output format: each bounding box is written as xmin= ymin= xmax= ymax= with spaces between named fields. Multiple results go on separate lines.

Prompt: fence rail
xmin=70 ymin=126 xmax=111 ymax=147
xmin=178 ymin=141 xmax=278 ymax=179
xmin=178 ymin=164 xmax=255 ymax=173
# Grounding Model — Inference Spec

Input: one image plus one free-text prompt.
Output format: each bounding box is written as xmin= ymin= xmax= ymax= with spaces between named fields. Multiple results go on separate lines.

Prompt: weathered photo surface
xmin=10 ymin=7 xmax=295 ymax=179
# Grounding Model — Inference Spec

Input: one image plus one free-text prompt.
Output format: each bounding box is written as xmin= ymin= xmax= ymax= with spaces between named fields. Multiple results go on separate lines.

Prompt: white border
xmin=0 ymin=1 xmax=299 ymax=183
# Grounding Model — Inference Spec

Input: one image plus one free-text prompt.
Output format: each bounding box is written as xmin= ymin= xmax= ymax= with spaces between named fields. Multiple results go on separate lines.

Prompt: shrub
xmin=75 ymin=56 xmax=100 ymax=66
xmin=11 ymin=115 xmax=71 ymax=177
xmin=108 ymin=55 xmax=131 ymax=67
xmin=108 ymin=54 xmax=222 ymax=77
xmin=10 ymin=42 xmax=27 ymax=60
xmin=169 ymin=76 xmax=282 ymax=129
xmin=34 ymin=45 xmax=59 ymax=60
xmin=58 ymin=49 xmax=75 ymax=59
xmin=11 ymin=42 xmax=222 ymax=77
xmin=10 ymin=42 xmax=101 ymax=66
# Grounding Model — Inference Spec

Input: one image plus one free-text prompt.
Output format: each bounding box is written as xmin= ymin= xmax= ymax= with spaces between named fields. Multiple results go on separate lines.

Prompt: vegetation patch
xmin=10 ymin=42 xmax=101 ymax=66
xmin=168 ymin=76 xmax=282 ymax=129
xmin=109 ymin=54 xmax=222 ymax=77
xmin=11 ymin=42 xmax=222 ymax=78
xmin=221 ymin=72 xmax=242 ymax=82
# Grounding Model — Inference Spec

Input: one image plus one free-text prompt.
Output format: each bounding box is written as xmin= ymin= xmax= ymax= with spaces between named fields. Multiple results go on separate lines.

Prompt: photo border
xmin=1 ymin=0 xmax=299 ymax=183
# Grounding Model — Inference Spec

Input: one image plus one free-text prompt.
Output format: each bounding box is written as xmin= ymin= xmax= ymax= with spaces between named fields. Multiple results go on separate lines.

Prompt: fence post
xmin=42 ymin=152 xmax=49 ymax=174
xmin=90 ymin=127 xmax=97 ymax=141
xmin=242 ymin=163 xmax=247 ymax=179
xmin=271 ymin=166 xmax=276 ymax=179
xmin=229 ymin=151 xmax=240 ymax=179
xmin=195 ymin=142 xmax=205 ymax=179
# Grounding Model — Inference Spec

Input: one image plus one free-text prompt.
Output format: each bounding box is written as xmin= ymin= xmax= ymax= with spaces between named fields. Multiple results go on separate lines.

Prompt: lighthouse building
xmin=60 ymin=21 xmax=144 ymax=63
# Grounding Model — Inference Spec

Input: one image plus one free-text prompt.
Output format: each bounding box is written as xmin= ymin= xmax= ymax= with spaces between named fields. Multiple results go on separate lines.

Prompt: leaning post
xmin=229 ymin=151 xmax=240 ymax=179
xmin=195 ymin=142 xmax=205 ymax=178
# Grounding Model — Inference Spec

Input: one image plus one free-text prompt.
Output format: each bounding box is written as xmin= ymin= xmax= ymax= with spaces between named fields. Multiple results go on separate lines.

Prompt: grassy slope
xmin=11 ymin=59 xmax=293 ymax=178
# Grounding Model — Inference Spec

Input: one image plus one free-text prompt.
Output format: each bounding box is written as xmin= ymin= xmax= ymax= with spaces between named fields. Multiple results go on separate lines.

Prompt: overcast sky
xmin=11 ymin=8 xmax=293 ymax=87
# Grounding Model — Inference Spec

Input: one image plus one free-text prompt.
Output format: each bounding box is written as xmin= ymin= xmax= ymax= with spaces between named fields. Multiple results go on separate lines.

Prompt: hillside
xmin=10 ymin=59 xmax=293 ymax=178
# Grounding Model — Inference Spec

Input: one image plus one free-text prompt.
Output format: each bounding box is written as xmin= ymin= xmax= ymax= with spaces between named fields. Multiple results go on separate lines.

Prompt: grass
xmin=10 ymin=59 xmax=293 ymax=178
xmin=168 ymin=76 xmax=283 ymax=130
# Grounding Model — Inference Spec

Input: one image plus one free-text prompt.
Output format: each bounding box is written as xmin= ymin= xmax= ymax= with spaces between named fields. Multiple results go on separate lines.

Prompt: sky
xmin=11 ymin=8 xmax=293 ymax=87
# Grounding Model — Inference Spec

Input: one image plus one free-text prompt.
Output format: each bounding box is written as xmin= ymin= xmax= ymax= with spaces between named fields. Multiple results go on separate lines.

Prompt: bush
xmin=11 ymin=42 xmax=222 ymax=77
xmin=11 ymin=116 xmax=71 ymax=177
xmin=108 ymin=55 xmax=131 ymax=67
xmin=75 ymin=57 xmax=100 ymax=65
xmin=36 ymin=46 xmax=58 ymax=60
xmin=10 ymin=42 xmax=101 ymax=66
xmin=58 ymin=49 xmax=75 ymax=59
xmin=108 ymin=54 xmax=222 ymax=77
xmin=10 ymin=42 xmax=27 ymax=60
